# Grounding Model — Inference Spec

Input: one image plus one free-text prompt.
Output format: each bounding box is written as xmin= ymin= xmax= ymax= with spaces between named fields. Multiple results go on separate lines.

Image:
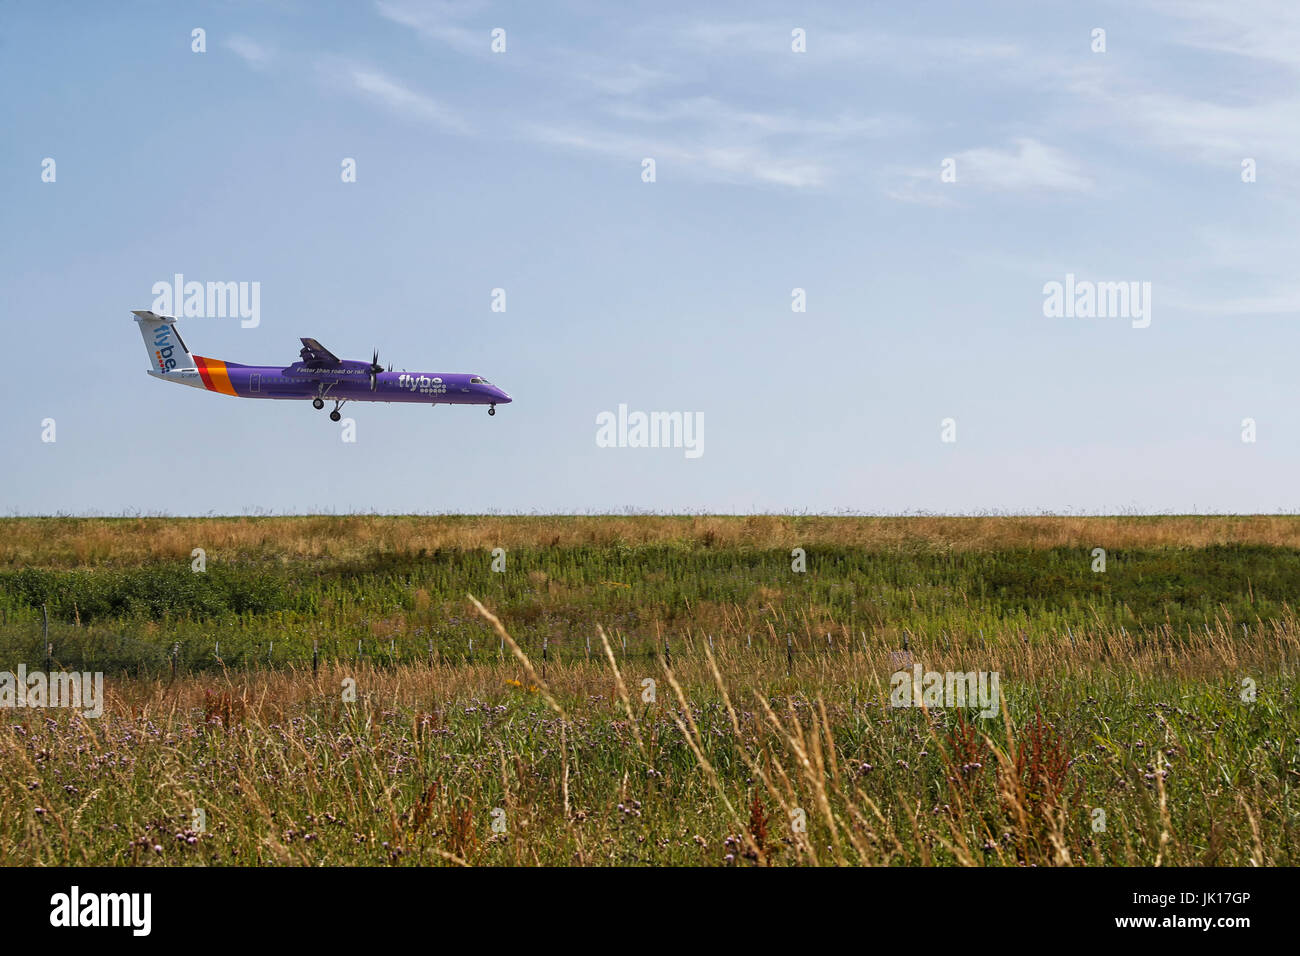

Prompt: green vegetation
xmin=1 ymin=539 xmax=1297 ymax=671
xmin=0 ymin=517 xmax=1295 ymax=866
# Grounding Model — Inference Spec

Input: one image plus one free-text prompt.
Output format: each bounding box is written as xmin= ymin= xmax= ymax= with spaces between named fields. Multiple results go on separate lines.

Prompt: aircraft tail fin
xmin=133 ymin=311 xmax=194 ymax=373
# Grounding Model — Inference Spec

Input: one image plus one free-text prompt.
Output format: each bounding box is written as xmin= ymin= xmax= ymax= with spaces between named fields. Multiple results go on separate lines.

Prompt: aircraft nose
xmin=494 ymin=386 xmax=512 ymax=403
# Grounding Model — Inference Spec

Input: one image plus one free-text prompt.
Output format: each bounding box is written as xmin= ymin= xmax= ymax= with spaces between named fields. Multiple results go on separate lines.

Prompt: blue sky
xmin=3 ymin=0 xmax=1299 ymax=514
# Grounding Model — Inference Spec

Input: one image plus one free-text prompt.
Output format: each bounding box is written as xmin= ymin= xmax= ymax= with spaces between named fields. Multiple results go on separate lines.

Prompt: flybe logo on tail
xmin=154 ymin=326 xmax=178 ymax=371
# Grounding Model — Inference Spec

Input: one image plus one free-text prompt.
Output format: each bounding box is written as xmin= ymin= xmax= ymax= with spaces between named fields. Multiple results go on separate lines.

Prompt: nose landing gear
xmin=488 ymin=404 xmax=496 ymax=416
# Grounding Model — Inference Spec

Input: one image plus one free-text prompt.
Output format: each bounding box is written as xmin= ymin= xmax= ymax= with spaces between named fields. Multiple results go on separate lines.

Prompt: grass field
xmin=1 ymin=515 xmax=1297 ymax=865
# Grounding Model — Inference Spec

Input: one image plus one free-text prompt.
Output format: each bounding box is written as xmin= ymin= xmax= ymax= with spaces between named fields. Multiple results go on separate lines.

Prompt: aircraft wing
xmin=299 ymin=337 xmax=341 ymax=367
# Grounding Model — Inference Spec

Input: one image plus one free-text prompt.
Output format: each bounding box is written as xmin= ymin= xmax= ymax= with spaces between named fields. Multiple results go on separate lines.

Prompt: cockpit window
xmin=470 ymin=377 xmax=490 ymax=385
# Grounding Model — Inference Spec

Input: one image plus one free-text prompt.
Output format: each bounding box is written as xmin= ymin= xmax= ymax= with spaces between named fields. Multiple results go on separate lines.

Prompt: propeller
xmin=369 ymin=349 xmax=383 ymax=391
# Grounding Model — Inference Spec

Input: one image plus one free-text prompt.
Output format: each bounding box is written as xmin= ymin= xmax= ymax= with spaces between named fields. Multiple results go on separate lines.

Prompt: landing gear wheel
xmin=488 ymin=404 xmax=496 ymax=416
xmin=329 ymin=410 xmax=341 ymax=422
xmin=313 ymin=398 xmax=324 ymax=410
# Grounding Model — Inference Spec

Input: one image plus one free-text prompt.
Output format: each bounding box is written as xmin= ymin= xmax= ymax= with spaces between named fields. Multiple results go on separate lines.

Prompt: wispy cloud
xmin=678 ymin=20 xmax=1020 ymax=67
xmin=1161 ymin=226 xmax=1300 ymax=317
xmin=226 ymin=35 xmax=273 ymax=69
xmin=890 ymin=137 xmax=1091 ymax=203
xmin=523 ymin=84 xmax=904 ymax=188
xmin=1054 ymin=3 xmax=1300 ymax=180
xmin=1173 ymin=292 xmax=1300 ymax=316
xmin=883 ymin=181 xmax=956 ymax=207
xmin=605 ymin=96 xmax=896 ymax=140
xmin=361 ymin=9 xmax=915 ymax=188
xmin=953 ymin=138 xmax=1092 ymax=191
xmin=528 ymin=124 xmax=827 ymax=188
xmin=1152 ymin=0 xmax=1300 ymax=71
xmin=580 ymin=62 xmax=675 ymax=96
xmin=348 ymin=67 xmax=468 ymax=132
xmin=374 ymin=0 xmax=487 ymax=56
xmin=1104 ymin=90 xmax=1300 ymax=168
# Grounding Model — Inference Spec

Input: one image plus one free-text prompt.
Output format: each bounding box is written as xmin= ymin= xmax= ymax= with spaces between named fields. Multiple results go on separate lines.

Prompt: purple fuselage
xmin=189 ymin=357 xmax=512 ymax=406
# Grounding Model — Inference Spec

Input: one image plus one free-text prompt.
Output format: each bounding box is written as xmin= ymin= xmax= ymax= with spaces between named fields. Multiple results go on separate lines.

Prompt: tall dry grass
xmin=8 ymin=514 xmax=1300 ymax=568
xmin=2 ymin=603 xmax=1294 ymax=866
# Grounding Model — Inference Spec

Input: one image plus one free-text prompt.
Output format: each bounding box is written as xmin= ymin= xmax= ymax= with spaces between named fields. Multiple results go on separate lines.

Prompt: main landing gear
xmin=488 ymin=404 xmax=496 ymax=416
xmin=309 ymin=384 xmax=346 ymax=421
xmin=312 ymin=382 xmax=335 ymax=412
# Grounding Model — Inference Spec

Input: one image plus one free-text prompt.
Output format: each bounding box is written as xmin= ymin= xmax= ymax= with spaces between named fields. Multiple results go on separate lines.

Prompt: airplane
xmin=133 ymin=310 xmax=512 ymax=420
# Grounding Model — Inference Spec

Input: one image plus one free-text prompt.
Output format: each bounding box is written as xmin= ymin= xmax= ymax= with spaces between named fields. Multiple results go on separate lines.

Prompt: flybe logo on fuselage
xmin=153 ymin=326 xmax=178 ymax=372
xmin=399 ymin=373 xmax=446 ymax=395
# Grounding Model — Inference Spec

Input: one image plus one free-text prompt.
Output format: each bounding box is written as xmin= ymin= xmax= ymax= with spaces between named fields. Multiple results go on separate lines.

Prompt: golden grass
xmin=4 ymin=612 xmax=1293 ymax=866
xmin=6 ymin=514 xmax=1300 ymax=568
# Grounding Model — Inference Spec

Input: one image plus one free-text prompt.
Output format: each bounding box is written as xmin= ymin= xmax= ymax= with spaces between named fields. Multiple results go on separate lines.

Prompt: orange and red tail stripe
xmin=194 ymin=356 xmax=238 ymax=396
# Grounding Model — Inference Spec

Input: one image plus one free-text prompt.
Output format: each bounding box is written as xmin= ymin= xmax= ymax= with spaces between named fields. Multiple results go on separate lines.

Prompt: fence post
xmin=170 ymin=642 xmax=179 ymax=679
xmin=664 ymin=637 xmax=671 ymax=670
xmin=312 ymin=640 xmax=319 ymax=677
xmin=786 ymin=634 xmax=793 ymax=675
